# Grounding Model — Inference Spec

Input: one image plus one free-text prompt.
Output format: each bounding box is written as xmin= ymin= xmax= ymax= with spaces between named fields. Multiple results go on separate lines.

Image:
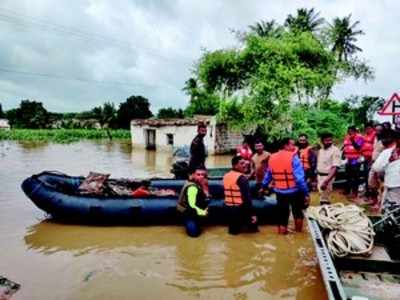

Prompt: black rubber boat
xmin=307 ymin=215 xmax=400 ymax=300
xmin=21 ymin=171 xmax=279 ymax=224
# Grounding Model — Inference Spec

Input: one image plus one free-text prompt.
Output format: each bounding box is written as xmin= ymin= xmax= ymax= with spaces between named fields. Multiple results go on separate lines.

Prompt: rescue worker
xmin=317 ymin=132 xmax=342 ymax=205
xmin=368 ymin=129 xmax=396 ymax=209
xmin=342 ymin=126 xmax=364 ymax=198
xmin=223 ymin=155 xmax=258 ymax=235
xmin=251 ymin=139 xmax=270 ymax=189
xmin=177 ymin=167 xmax=209 ymax=237
xmin=262 ymin=138 xmax=310 ymax=234
xmin=372 ymin=123 xmax=385 ymax=162
xmin=189 ymin=122 xmax=207 ymax=174
xmin=371 ymin=130 xmax=400 ymax=213
xmin=361 ymin=121 xmax=376 ymax=196
xmin=297 ymin=134 xmax=317 ymax=191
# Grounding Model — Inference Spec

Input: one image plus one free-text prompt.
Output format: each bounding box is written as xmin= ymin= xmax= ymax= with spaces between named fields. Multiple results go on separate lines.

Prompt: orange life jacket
xmin=269 ymin=150 xmax=296 ymax=189
xmin=361 ymin=131 xmax=376 ymax=160
xmin=343 ymin=134 xmax=363 ymax=160
xmin=299 ymin=146 xmax=311 ymax=170
xmin=223 ymin=170 xmax=243 ymax=206
xmin=238 ymin=146 xmax=253 ymax=160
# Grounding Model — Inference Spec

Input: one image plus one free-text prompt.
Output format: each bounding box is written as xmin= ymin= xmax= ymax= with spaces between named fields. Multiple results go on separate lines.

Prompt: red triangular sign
xmin=378 ymin=93 xmax=400 ymax=115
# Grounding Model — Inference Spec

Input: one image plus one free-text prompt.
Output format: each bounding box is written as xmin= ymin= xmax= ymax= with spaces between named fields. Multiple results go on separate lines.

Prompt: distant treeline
xmin=0 ymin=95 xmax=186 ymax=130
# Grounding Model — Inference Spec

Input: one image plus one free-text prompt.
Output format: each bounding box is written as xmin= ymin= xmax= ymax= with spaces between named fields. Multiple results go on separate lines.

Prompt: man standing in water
xmin=177 ymin=167 xmax=209 ymax=237
xmin=189 ymin=122 xmax=207 ymax=173
xmin=223 ymin=156 xmax=258 ymax=235
xmin=262 ymin=138 xmax=309 ymax=234
xmin=317 ymin=132 xmax=342 ymax=205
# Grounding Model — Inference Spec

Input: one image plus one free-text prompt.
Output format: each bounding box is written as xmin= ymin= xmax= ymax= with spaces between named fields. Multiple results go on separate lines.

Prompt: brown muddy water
xmin=0 ymin=140 xmax=329 ymax=300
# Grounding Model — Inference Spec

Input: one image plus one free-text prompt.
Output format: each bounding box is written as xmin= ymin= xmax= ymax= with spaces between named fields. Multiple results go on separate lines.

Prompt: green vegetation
xmin=0 ymin=129 xmax=131 ymax=143
xmin=185 ymin=7 xmax=377 ymax=141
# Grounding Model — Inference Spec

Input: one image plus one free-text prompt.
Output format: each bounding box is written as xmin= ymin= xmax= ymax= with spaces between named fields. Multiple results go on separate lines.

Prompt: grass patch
xmin=0 ymin=129 xmax=131 ymax=143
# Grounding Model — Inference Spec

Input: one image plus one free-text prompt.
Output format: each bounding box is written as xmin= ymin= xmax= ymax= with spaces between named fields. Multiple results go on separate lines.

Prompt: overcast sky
xmin=0 ymin=0 xmax=399 ymax=113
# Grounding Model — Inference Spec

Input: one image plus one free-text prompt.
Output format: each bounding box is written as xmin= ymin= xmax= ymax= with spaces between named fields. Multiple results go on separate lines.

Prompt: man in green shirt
xmin=177 ymin=167 xmax=209 ymax=237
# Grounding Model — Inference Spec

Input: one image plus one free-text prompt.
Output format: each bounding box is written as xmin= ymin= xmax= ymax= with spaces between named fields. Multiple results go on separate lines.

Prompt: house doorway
xmin=145 ymin=129 xmax=156 ymax=150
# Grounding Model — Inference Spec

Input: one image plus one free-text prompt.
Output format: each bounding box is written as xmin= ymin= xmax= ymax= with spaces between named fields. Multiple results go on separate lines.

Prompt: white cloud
xmin=0 ymin=0 xmax=399 ymax=112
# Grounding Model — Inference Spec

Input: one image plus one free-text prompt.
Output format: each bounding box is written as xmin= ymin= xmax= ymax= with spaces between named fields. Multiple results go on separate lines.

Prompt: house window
xmin=166 ymin=133 xmax=174 ymax=145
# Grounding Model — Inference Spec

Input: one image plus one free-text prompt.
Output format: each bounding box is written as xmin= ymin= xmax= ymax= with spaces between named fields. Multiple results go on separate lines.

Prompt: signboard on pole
xmin=378 ymin=92 xmax=400 ymax=123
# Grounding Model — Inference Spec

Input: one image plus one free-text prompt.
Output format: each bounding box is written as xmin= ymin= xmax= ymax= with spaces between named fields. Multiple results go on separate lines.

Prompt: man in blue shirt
xmin=262 ymin=138 xmax=310 ymax=234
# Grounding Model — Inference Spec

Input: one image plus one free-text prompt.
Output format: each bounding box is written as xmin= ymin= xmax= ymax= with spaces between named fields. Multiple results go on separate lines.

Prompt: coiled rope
xmin=307 ymin=203 xmax=375 ymax=257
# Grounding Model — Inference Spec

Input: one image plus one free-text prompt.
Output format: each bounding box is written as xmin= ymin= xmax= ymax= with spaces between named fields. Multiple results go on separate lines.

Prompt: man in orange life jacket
xmin=361 ymin=121 xmax=376 ymax=196
xmin=177 ymin=167 xmax=209 ymax=237
xmin=297 ymin=133 xmax=317 ymax=191
xmin=261 ymin=138 xmax=310 ymax=234
xmin=223 ymin=155 xmax=258 ymax=235
xmin=343 ymin=126 xmax=364 ymax=198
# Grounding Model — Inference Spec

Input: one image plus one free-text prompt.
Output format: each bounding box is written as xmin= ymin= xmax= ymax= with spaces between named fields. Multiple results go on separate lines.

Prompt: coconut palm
xmin=285 ymin=8 xmax=324 ymax=33
xmin=248 ymin=20 xmax=284 ymax=38
xmin=328 ymin=14 xmax=364 ymax=62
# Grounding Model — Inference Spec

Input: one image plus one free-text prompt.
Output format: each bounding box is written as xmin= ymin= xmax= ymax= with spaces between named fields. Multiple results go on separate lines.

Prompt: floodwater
xmin=0 ymin=140 xmax=328 ymax=300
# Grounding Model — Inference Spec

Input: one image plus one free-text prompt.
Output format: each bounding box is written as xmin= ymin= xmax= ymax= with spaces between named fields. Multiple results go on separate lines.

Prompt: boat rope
xmin=307 ymin=203 xmax=375 ymax=257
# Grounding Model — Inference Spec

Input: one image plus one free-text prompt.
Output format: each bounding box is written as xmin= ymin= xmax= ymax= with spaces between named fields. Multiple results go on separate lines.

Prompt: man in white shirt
xmin=371 ymin=130 xmax=400 ymax=213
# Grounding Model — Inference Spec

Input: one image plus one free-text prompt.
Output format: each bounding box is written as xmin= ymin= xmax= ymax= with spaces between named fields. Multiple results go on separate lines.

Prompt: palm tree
xmin=285 ymin=8 xmax=324 ymax=33
xmin=248 ymin=20 xmax=283 ymax=38
xmin=328 ymin=14 xmax=364 ymax=62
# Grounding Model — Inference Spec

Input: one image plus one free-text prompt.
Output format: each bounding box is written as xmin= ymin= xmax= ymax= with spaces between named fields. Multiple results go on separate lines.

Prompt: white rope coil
xmin=307 ymin=203 xmax=375 ymax=257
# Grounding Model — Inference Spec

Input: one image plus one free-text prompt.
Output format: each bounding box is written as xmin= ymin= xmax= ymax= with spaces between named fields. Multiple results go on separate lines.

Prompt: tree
xmin=157 ymin=107 xmax=184 ymax=119
xmin=91 ymin=102 xmax=117 ymax=139
xmin=285 ymin=8 xmax=324 ymax=34
xmin=117 ymin=95 xmax=153 ymax=129
xmin=328 ymin=14 xmax=364 ymax=62
xmin=248 ymin=20 xmax=284 ymax=38
xmin=8 ymin=100 xmax=50 ymax=128
xmin=0 ymin=103 xmax=3 ymax=118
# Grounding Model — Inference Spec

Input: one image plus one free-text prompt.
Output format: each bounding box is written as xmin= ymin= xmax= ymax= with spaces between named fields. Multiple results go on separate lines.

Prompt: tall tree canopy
xmin=117 ymin=95 xmax=153 ymax=129
xmin=7 ymin=100 xmax=50 ymax=128
xmin=186 ymin=8 xmax=374 ymax=139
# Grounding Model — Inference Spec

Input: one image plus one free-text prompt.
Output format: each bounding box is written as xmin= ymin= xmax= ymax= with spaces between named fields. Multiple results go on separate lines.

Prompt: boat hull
xmin=22 ymin=172 xmax=280 ymax=224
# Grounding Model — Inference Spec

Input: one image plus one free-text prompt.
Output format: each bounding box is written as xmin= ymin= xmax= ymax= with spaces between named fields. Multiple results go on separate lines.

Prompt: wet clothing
xmin=262 ymin=152 xmax=309 ymax=196
xmin=177 ymin=181 xmax=208 ymax=215
xmin=276 ymin=192 xmax=305 ymax=226
xmin=177 ymin=181 xmax=208 ymax=238
xmin=252 ymin=151 xmax=270 ymax=183
xmin=262 ymin=152 xmax=308 ymax=226
xmin=223 ymin=171 xmax=258 ymax=234
xmin=223 ymin=170 xmax=243 ymax=206
xmin=189 ymin=134 xmax=206 ymax=172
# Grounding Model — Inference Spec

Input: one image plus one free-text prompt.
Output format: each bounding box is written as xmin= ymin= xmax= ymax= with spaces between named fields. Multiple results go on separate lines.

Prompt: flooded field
xmin=0 ymin=140 xmax=329 ymax=300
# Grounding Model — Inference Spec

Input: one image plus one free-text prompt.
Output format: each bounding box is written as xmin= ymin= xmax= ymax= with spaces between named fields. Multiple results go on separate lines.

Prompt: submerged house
xmin=0 ymin=119 xmax=10 ymax=130
xmin=130 ymin=116 xmax=243 ymax=154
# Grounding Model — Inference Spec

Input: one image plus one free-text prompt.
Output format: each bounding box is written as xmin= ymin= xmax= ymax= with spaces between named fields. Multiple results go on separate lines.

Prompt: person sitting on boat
xmin=223 ymin=155 xmax=258 ymax=235
xmin=261 ymin=137 xmax=309 ymax=234
xmin=176 ymin=167 xmax=209 ymax=238
xmin=370 ymin=130 xmax=400 ymax=213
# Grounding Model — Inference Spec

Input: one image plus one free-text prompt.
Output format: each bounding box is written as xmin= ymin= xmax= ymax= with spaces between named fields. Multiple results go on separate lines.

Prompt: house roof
xmin=131 ymin=116 xmax=213 ymax=127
